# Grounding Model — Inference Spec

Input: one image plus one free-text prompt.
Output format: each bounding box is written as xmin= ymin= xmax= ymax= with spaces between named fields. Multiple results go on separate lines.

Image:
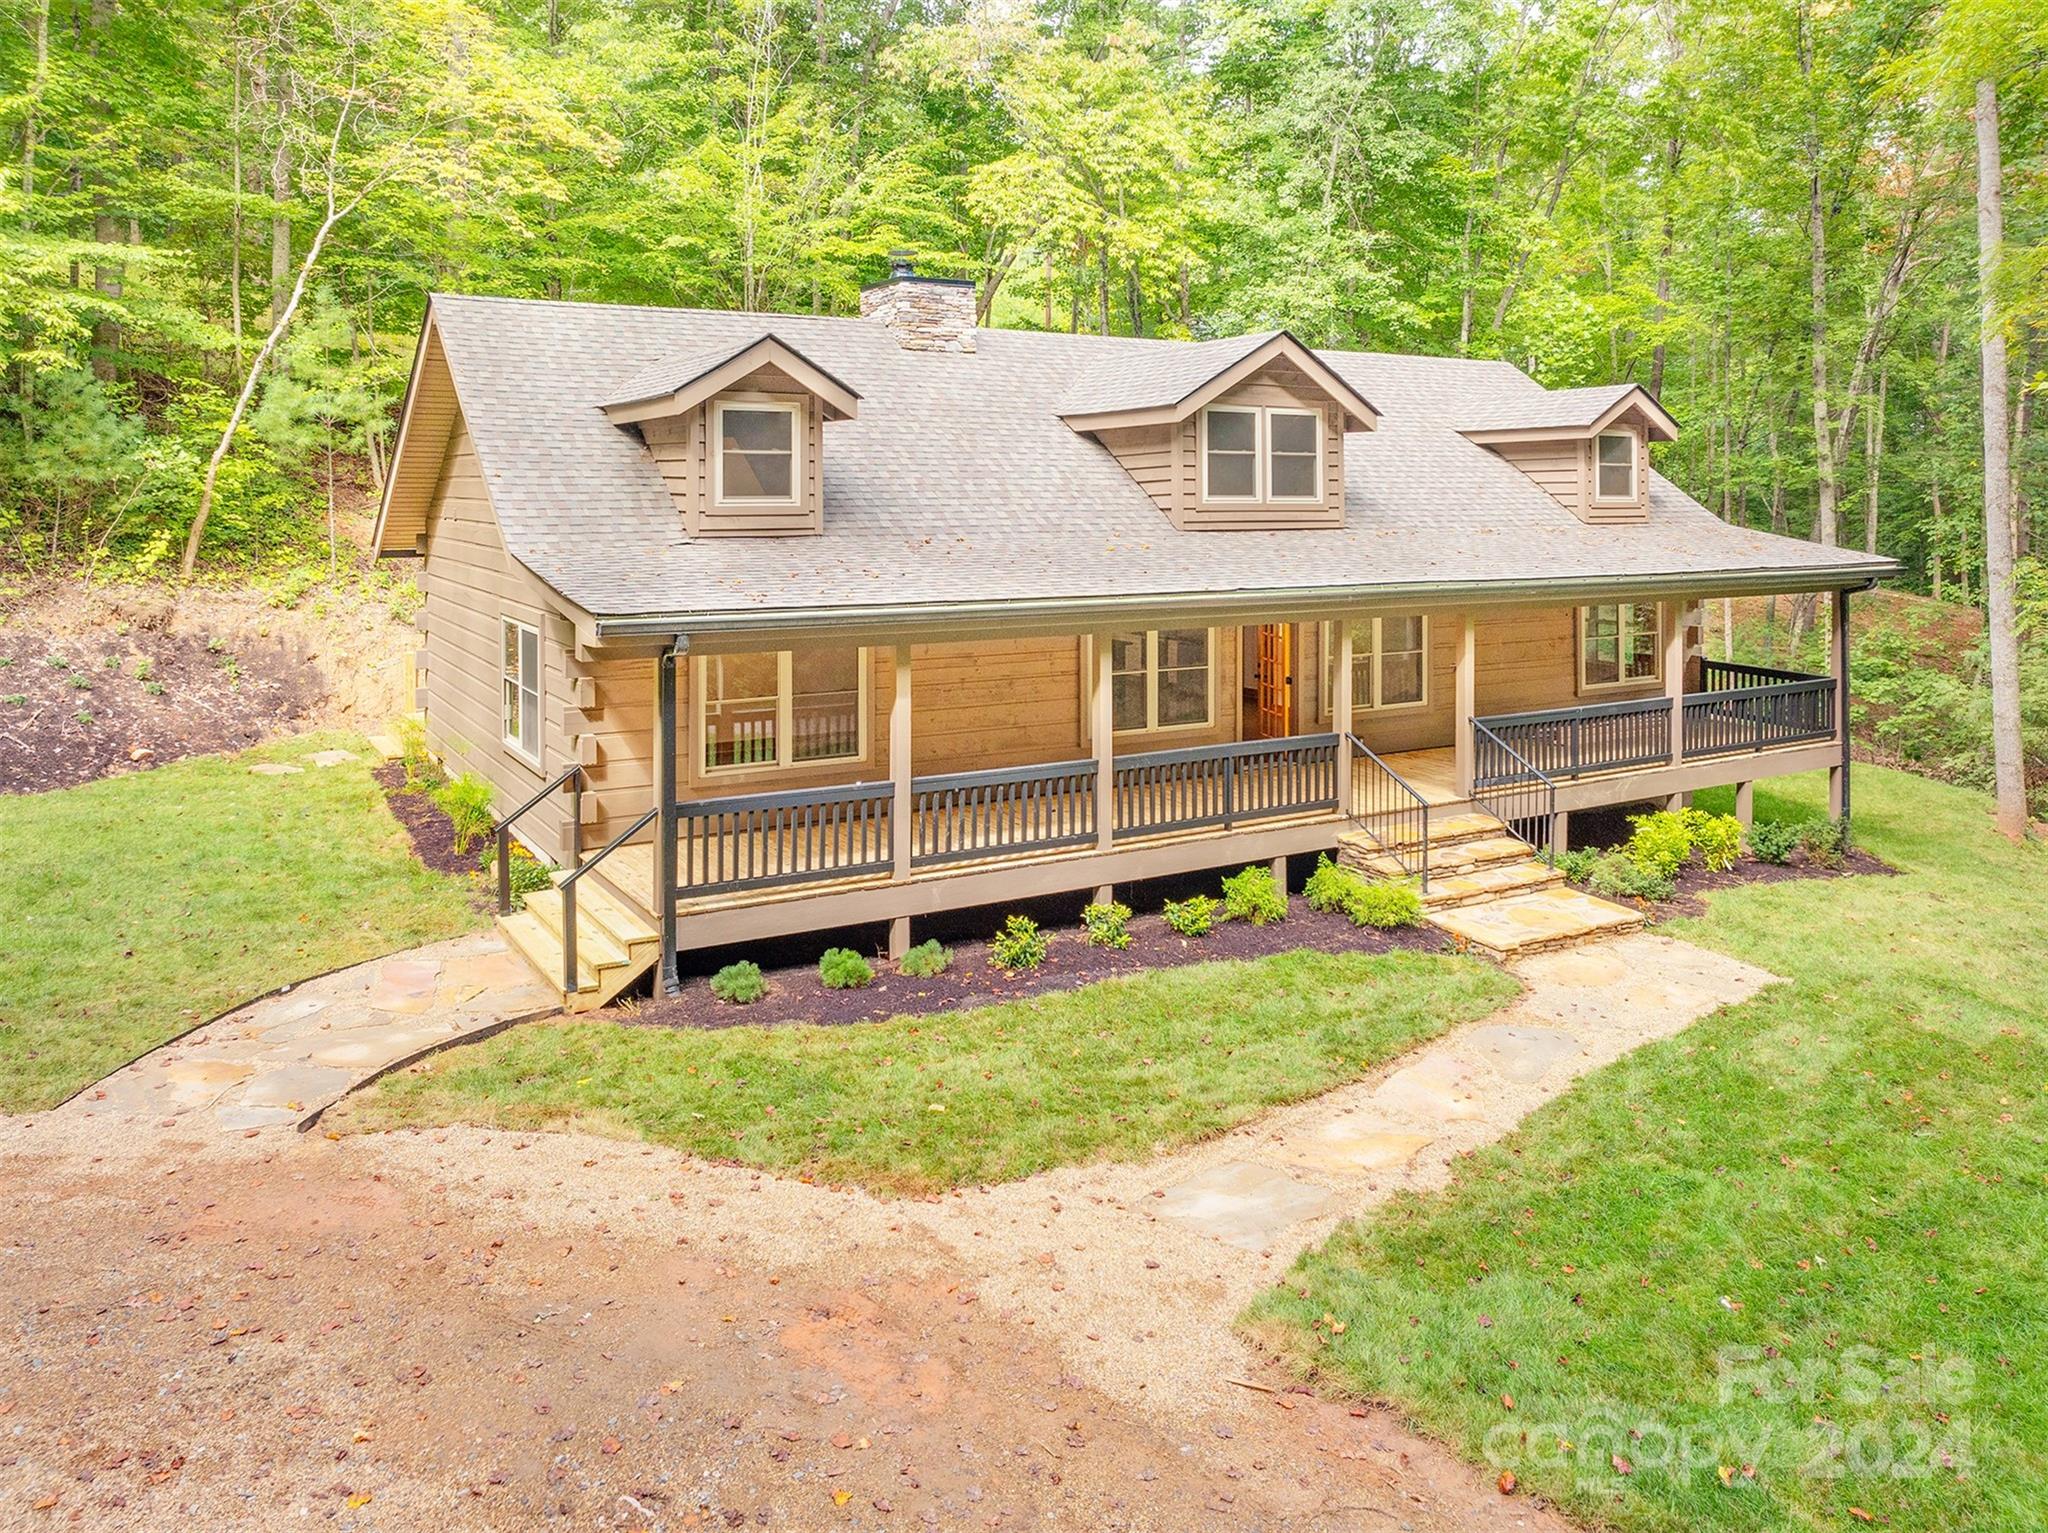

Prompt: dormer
xmin=602 ymin=333 xmax=858 ymax=538
xmin=1059 ymin=331 xmax=1379 ymax=531
xmin=1458 ymin=383 xmax=1677 ymax=526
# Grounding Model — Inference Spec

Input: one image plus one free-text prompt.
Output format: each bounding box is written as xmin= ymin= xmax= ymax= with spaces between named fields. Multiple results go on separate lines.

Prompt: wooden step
xmin=1417 ymin=857 xmax=1564 ymax=910
xmin=521 ymin=887 xmax=636 ymax=975
xmin=498 ymin=909 xmax=602 ymax=999
xmin=368 ymin=732 xmax=404 ymax=763
xmin=553 ymin=868 xmax=660 ymax=950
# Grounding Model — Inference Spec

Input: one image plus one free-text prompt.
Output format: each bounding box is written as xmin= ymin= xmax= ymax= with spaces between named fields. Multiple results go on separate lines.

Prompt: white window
xmin=1321 ymin=615 xmax=1430 ymax=716
xmin=501 ymin=618 xmax=542 ymax=765
xmin=1106 ymin=628 xmax=1213 ymax=734
xmin=1594 ymin=430 xmax=1637 ymax=502
xmin=698 ymin=646 xmax=867 ymax=773
xmin=1199 ymin=405 xmax=1324 ymax=504
xmin=713 ymin=400 xmax=800 ymax=505
xmin=1578 ymin=602 xmax=1661 ymax=691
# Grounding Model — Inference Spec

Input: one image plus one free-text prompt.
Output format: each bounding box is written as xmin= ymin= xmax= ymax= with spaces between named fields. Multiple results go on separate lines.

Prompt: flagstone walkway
xmin=61 ymin=931 xmax=558 ymax=1132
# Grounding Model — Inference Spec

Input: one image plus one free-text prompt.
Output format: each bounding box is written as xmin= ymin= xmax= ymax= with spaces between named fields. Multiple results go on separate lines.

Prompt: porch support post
xmin=1664 ymin=600 xmax=1689 ymax=766
xmin=1829 ymin=588 xmax=1851 ymax=827
xmin=1549 ymin=810 xmax=1568 ymax=856
xmin=1333 ymin=619 xmax=1355 ymax=815
xmin=654 ymin=644 xmax=680 ymax=994
xmin=890 ymin=644 xmax=913 ymax=959
xmin=1453 ymin=614 xmax=1476 ymax=798
xmin=1734 ymin=781 xmax=1755 ymax=829
xmin=1093 ymin=632 xmax=1114 ymax=850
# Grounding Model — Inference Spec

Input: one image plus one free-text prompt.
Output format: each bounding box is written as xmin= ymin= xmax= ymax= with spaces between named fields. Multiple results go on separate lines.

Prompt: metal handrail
xmin=555 ymin=806 xmax=659 ymax=997
xmin=1471 ymin=718 xmax=1557 ymax=857
xmin=494 ymin=763 xmax=584 ymax=915
xmin=1344 ymin=732 xmax=1430 ymax=891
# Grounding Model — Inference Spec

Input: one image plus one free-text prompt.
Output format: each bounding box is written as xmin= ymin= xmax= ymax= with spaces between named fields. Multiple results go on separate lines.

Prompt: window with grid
xmin=1107 ymin=629 xmax=1213 ymax=734
xmin=699 ymin=647 xmax=867 ymax=773
xmin=1579 ymin=602 xmax=1661 ymax=689
xmin=501 ymin=618 xmax=541 ymax=763
xmin=1321 ymin=615 xmax=1430 ymax=715
xmin=714 ymin=401 xmax=799 ymax=504
xmin=1594 ymin=431 xmax=1637 ymax=501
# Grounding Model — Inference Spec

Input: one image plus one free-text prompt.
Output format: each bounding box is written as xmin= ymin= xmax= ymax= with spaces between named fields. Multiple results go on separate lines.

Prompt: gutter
xmin=592 ymin=563 xmax=1896 ymax=642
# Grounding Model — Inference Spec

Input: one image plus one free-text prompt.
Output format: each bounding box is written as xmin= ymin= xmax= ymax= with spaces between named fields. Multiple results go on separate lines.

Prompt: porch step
xmin=496 ymin=877 xmax=661 ymax=1014
xmin=1358 ymin=808 xmax=1506 ymax=853
xmin=1339 ymin=832 xmax=1531 ymax=881
xmin=368 ymin=732 xmax=404 ymax=763
xmin=1424 ymin=884 xmax=1646 ymax=960
xmin=1417 ymin=856 xmax=1564 ymax=910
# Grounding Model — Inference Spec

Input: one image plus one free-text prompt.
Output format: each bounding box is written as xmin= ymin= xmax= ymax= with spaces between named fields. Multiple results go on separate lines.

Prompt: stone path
xmin=62 ymin=931 xmax=558 ymax=1132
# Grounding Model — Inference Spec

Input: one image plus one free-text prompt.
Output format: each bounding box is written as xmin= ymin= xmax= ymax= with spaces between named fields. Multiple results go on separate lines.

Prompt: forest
xmin=0 ymin=0 xmax=2044 ymax=799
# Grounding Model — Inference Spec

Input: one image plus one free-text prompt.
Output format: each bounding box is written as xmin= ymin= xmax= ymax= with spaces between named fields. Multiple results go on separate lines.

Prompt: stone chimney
xmin=859 ymin=252 xmax=977 ymax=354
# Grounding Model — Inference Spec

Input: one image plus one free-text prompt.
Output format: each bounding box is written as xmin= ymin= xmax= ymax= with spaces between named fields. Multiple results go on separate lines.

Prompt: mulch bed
xmin=374 ymin=761 xmax=490 ymax=883
xmin=611 ymin=901 xmax=1452 ymax=1032
xmin=0 ymin=621 xmax=320 ymax=794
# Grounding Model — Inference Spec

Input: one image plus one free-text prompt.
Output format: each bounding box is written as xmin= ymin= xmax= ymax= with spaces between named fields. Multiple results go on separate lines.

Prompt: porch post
xmin=1093 ymin=632 xmax=1114 ymax=850
xmin=1829 ymin=588 xmax=1851 ymax=826
xmin=654 ymin=644 xmax=680 ymax=994
xmin=1333 ymin=619 xmax=1355 ymax=815
xmin=1453 ymin=614 xmax=1476 ymax=797
xmin=1734 ymin=781 xmax=1755 ymax=829
xmin=889 ymin=644 xmax=913 ymax=959
xmin=1664 ymin=600 xmax=1689 ymax=766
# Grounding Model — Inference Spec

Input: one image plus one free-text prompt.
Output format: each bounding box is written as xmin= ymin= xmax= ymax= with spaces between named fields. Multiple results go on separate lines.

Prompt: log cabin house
xmin=373 ymin=260 xmax=1895 ymax=1008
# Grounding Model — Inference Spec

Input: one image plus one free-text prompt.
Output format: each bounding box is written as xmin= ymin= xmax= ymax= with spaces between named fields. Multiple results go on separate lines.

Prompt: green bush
xmin=1747 ymin=819 xmax=1801 ymax=865
xmin=818 ymin=947 xmax=875 ymax=989
xmin=1682 ymin=808 xmax=1744 ymax=872
xmin=1584 ymin=850 xmax=1677 ymax=903
xmin=431 ymin=773 xmax=496 ymax=853
xmin=396 ymin=715 xmax=438 ymax=790
xmin=1302 ymin=854 xmax=1360 ymax=913
xmin=1162 ymin=895 xmax=1218 ymax=937
xmin=1797 ymin=815 xmax=1848 ymax=869
xmin=710 ymin=960 xmax=767 ymax=1004
xmin=1347 ymin=881 xmax=1423 ymax=929
xmin=1553 ymin=846 xmax=1601 ymax=883
xmin=989 ymin=914 xmax=1050 ymax=971
xmin=483 ymin=843 xmax=554 ymax=907
xmin=898 ymin=938 xmax=953 ymax=978
xmin=1080 ymin=901 xmax=1132 ymax=949
xmin=1220 ymin=864 xmax=1288 ymax=925
xmin=1624 ymin=810 xmax=1696 ymax=880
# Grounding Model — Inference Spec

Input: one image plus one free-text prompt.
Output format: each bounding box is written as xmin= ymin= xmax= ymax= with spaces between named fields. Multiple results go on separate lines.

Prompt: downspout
xmin=655 ymin=642 xmax=682 ymax=993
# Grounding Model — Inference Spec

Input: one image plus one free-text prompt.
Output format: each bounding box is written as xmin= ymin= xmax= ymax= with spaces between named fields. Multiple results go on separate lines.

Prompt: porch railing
xmin=1113 ymin=733 xmax=1338 ymax=839
xmin=677 ymin=779 xmax=894 ymax=894
xmin=1682 ymin=673 xmax=1836 ymax=759
xmin=1698 ymin=658 xmax=1816 ymax=690
xmin=1470 ymin=719 xmax=1557 ymax=854
xmin=910 ymin=758 xmax=1098 ymax=867
xmin=1473 ymin=696 xmax=1673 ymax=787
xmin=1346 ymin=733 xmax=1430 ymax=890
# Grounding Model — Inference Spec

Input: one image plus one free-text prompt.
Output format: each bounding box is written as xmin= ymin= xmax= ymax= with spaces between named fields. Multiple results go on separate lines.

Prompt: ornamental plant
xmin=1303 ymin=854 xmax=1364 ymax=913
xmin=990 ymin=914 xmax=1049 ymax=971
xmin=818 ymin=947 xmax=875 ymax=989
xmin=710 ymin=960 xmax=767 ymax=1004
xmin=1080 ymin=900 xmax=1132 ymax=949
xmin=898 ymin=939 xmax=953 ymax=977
xmin=1747 ymin=819 xmax=1800 ymax=865
xmin=1162 ymin=895 xmax=1217 ymax=937
xmin=1346 ymin=881 xmax=1423 ymax=929
xmin=1220 ymin=864 xmax=1288 ymax=925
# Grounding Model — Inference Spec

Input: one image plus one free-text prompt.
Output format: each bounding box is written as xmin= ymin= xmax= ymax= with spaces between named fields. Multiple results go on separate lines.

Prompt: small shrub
xmin=1162 ymin=895 xmax=1217 ymax=937
xmin=143 ymin=681 xmax=165 ymax=697
xmin=989 ymin=914 xmax=1050 ymax=971
xmin=1747 ymin=819 xmax=1800 ymax=865
xmin=1584 ymin=850 xmax=1676 ymax=903
xmin=1080 ymin=900 xmax=1132 ymax=949
xmin=818 ymin=947 xmax=875 ymax=989
xmin=1303 ymin=854 xmax=1361 ymax=913
xmin=1553 ymin=846 xmax=1601 ymax=883
xmin=3 ymin=694 xmax=24 ymax=707
xmin=710 ymin=960 xmax=767 ymax=1004
xmin=73 ymin=709 xmax=94 ymax=726
xmin=1797 ymin=815 xmax=1848 ymax=869
xmin=396 ymin=715 xmax=438 ymax=789
xmin=1683 ymin=808 xmax=1743 ymax=873
xmin=132 ymin=656 xmax=153 ymax=682
xmin=898 ymin=938 xmax=953 ymax=977
xmin=431 ymin=773 xmax=497 ymax=853
xmin=1220 ymin=864 xmax=1288 ymax=925
xmin=101 ymin=654 xmax=119 ymax=669
xmin=483 ymin=843 xmax=553 ymax=907
xmin=1624 ymin=810 xmax=1695 ymax=880
xmin=70 ymin=675 xmax=92 ymax=690
xmin=44 ymin=655 xmax=67 ymax=670
xmin=1347 ymin=880 xmax=1423 ymax=929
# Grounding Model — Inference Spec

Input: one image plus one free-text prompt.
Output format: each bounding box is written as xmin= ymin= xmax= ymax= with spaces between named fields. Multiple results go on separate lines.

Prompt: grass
xmin=1247 ymin=765 xmax=2048 ymax=1532
xmin=0 ymin=731 xmax=483 ymax=1112
xmin=335 ymin=948 xmax=1517 ymax=1195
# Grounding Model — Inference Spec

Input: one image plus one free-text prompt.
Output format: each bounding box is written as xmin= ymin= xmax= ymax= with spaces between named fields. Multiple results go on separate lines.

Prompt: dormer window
xmin=714 ymin=400 xmax=799 ymax=505
xmin=1595 ymin=431 xmax=1637 ymax=503
xmin=1199 ymin=405 xmax=1324 ymax=505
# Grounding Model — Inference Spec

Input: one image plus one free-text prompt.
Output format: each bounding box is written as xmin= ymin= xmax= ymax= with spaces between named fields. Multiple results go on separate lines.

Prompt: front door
xmin=1254 ymin=624 xmax=1294 ymax=738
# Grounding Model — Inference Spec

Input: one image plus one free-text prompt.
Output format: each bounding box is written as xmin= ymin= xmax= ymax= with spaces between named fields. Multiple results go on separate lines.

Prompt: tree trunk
xmin=1973 ymin=77 xmax=2028 ymax=840
xmin=1864 ymin=363 xmax=1885 ymax=555
xmin=1801 ymin=9 xmax=1837 ymax=546
xmin=21 ymin=0 xmax=48 ymax=211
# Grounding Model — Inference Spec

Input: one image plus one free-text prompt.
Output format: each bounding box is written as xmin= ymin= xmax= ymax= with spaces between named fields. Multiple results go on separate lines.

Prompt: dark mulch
xmin=611 ymin=900 xmax=1452 ymax=1032
xmin=0 ymin=623 xmax=320 ymax=794
xmin=374 ymin=761 xmax=488 ymax=883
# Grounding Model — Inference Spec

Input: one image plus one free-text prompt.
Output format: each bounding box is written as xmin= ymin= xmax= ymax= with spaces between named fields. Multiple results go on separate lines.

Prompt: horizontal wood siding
xmin=1492 ymin=440 xmax=1585 ymax=518
xmin=1172 ymin=368 xmax=1346 ymax=531
xmin=637 ymin=365 xmax=824 ymax=537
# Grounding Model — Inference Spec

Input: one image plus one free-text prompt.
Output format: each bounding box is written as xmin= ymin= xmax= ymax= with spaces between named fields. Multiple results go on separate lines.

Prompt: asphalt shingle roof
xmin=1457 ymin=383 xmax=1652 ymax=433
xmin=421 ymin=294 xmax=1893 ymax=627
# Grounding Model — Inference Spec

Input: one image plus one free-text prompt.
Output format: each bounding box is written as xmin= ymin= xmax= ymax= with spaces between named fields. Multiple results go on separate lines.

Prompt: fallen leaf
xmin=1848 ymin=1511 xmax=1875 ymax=1525
xmin=1497 ymin=1470 xmax=1517 ymax=1495
xmin=832 ymin=1490 xmax=851 ymax=1507
xmin=346 ymin=1492 xmax=373 ymax=1510
xmin=1612 ymin=1454 xmax=1633 ymax=1476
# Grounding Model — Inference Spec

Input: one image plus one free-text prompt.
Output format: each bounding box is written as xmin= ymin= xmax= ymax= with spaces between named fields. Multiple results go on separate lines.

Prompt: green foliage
xmin=1346 ymin=881 xmax=1423 ymax=929
xmin=395 ymin=716 xmax=437 ymax=790
xmin=1683 ymin=808 xmax=1744 ymax=872
xmin=1220 ymin=864 xmax=1288 ymax=925
xmin=1746 ymin=818 xmax=1801 ymax=864
xmin=989 ymin=915 xmax=1050 ymax=971
xmin=430 ymin=773 xmax=496 ymax=854
xmin=818 ymin=947 xmax=876 ymax=989
xmin=1162 ymin=895 xmax=1218 ymax=937
xmin=1552 ymin=846 xmax=1602 ymax=883
xmin=1583 ymin=850 xmax=1677 ymax=903
xmin=485 ymin=843 xmax=553 ymax=908
xmin=710 ymin=961 xmax=768 ymax=1005
xmin=1303 ymin=854 xmax=1359 ymax=913
xmin=1624 ymin=810 xmax=1697 ymax=880
xmin=898 ymin=939 xmax=953 ymax=978
xmin=1797 ymin=815 xmax=1849 ymax=869
xmin=1080 ymin=901 xmax=1133 ymax=949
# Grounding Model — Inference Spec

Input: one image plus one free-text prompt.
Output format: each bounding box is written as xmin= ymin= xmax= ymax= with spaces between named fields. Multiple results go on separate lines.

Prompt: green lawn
xmin=0 ymin=731 xmax=484 ymax=1111
xmin=336 ymin=948 xmax=1517 ymax=1195
xmin=1247 ymin=765 xmax=2048 ymax=1532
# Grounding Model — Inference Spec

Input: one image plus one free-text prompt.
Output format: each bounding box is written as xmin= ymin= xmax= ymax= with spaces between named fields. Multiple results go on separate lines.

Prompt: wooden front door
xmin=1254 ymin=624 xmax=1294 ymax=738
